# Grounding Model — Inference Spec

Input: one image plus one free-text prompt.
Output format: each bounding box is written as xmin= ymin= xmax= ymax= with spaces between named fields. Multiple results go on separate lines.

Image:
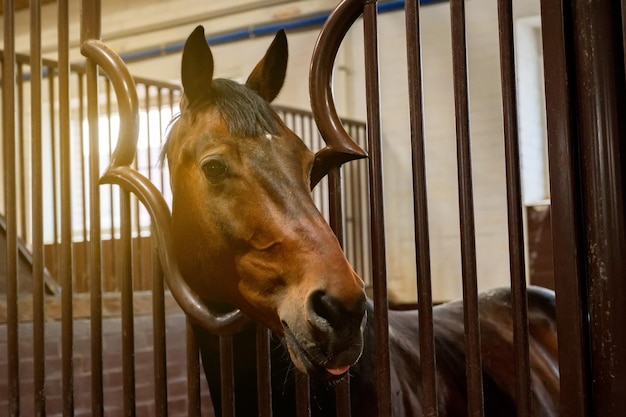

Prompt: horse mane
xmin=160 ymin=78 xmax=281 ymax=166
xmin=159 ymin=113 xmax=180 ymax=166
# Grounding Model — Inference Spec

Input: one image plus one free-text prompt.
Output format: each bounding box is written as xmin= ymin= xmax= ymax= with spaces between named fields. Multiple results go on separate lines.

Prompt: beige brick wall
xmin=0 ymin=313 xmax=213 ymax=416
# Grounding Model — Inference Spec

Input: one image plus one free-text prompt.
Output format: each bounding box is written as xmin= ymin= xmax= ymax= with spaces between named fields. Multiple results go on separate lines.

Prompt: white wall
xmin=335 ymin=2 xmax=519 ymax=302
xmin=9 ymin=0 xmax=546 ymax=303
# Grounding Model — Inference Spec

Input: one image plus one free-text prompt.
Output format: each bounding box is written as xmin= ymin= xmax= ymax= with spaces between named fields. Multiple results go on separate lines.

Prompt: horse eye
xmin=201 ymin=158 xmax=228 ymax=180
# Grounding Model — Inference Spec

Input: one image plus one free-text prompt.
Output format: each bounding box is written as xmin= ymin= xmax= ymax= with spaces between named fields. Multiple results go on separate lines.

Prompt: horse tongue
xmin=326 ymin=366 xmax=350 ymax=376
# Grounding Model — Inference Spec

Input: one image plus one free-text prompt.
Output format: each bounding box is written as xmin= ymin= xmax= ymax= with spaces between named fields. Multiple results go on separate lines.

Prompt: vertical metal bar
xmin=343 ymin=125 xmax=353 ymax=281
xmin=294 ymin=371 xmax=311 ymax=417
xmin=540 ymin=0 xmax=591 ymax=413
xmin=3 ymin=1 xmax=20 ymax=416
xmin=359 ymin=125 xmax=371 ymax=285
xmin=147 ymin=85 xmax=155 ymax=182
xmin=31 ymin=0 xmax=47 ymax=415
xmin=106 ymin=80 xmax=117 ymax=270
xmin=219 ymin=335 xmax=236 ymax=417
xmin=539 ymin=1 xmax=590 ymax=416
xmin=344 ymin=125 xmax=356 ymax=273
xmin=354 ymin=123 xmax=367 ymax=282
xmin=356 ymin=125 xmax=367 ymax=282
xmin=16 ymin=64 xmax=27 ymax=239
xmin=571 ymin=1 xmax=626 ymax=415
xmin=132 ymin=85 xmax=145 ymax=288
xmin=152 ymin=232 xmax=168 ymax=417
xmin=186 ymin=320 xmax=202 ymax=417
xmin=310 ymin=116 xmax=324 ymax=214
xmin=623 ymin=0 xmax=626 ymax=72
xmin=156 ymin=87 xmax=166 ymax=195
xmin=328 ymin=166 xmax=351 ymax=417
xmin=78 ymin=73 xmax=89 ymax=244
xmin=135 ymin=86 xmax=151 ymax=289
xmin=404 ymin=1 xmax=438 ymax=416
xmin=120 ymin=190 xmax=136 ymax=416
xmin=58 ymin=0 xmax=75 ymax=414
xmin=449 ymin=0 xmax=485 ymax=415
xmin=255 ymin=325 xmax=273 ymax=417
xmin=496 ymin=1 xmax=531 ymax=415
xmin=333 ymin=357 xmax=351 ymax=416
xmin=81 ymin=1 xmax=104 ymax=414
xmin=328 ymin=167 xmax=344 ymax=241
xmin=362 ymin=2 xmax=392 ymax=416
xmin=87 ymin=64 xmax=105 ymax=412
xmin=155 ymin=87 xmax=163 ymax=185
xmin=49 ymin=60 xmax=60 ymax=250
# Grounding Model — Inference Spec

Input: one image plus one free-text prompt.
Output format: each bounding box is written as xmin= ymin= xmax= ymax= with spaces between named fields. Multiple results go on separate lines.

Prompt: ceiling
xmin=0 ymin=0 xmax=55 ymax=14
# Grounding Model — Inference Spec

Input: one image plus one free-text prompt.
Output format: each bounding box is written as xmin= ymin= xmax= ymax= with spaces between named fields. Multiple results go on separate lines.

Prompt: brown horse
xmin=163 ymin=26 xmax=560 ymax=416
xmin=164 ymin=25 xmax=367 ymax=380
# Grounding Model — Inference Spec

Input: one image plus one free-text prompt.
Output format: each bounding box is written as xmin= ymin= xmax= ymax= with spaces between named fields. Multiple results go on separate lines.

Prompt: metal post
xmin=571 ymin=1 xmax=626 ymax=415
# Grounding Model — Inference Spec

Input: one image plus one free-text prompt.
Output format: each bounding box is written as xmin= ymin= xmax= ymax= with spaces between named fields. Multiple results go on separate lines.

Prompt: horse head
xmin=163 ymin=26 xmax=367 ymax=379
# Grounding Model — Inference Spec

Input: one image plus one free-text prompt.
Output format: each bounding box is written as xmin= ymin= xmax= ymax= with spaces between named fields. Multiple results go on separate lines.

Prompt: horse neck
xmin=358 ymin=299 xmax=423 ymax=367
xmin=349 ymin=300 xmax=425 ymax=416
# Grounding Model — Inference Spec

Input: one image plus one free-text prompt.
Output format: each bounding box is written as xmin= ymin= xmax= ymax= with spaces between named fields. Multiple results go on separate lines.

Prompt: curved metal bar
xmin=309 ymin=0 xmax=368 ymax=187
xmin=101 ymin=166 xmax=249 ymax=335
xmin=81 ymin=40 xmax=140 ymax=168
xmin=81 ymin=39 xmax=248 ymax=335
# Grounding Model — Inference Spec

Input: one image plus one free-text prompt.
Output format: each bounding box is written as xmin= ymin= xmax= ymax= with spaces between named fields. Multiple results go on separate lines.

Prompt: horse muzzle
xmin=281 ymin=289 xmax=367 ymax=380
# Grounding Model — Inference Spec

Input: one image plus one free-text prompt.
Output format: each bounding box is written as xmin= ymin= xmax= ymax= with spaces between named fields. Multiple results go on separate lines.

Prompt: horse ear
xmin=181 ymin=25 xmax=214 ymax=105
xmin=245 ymin=29 xmax=288 ymax=103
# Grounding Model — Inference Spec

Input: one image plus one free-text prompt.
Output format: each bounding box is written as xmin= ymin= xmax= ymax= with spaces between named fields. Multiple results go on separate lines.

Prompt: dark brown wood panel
xmin=526 ymin=204 xmax=555 ymax=290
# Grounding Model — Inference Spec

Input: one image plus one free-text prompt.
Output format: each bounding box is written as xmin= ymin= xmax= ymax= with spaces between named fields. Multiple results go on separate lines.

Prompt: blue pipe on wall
xmin=120 ymin=0 xmax=445 ymax=63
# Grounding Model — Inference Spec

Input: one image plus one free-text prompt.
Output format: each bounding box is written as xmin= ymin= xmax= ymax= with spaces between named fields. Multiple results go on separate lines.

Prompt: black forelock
xmin=191 ymin=78 xmax=281 ymax=137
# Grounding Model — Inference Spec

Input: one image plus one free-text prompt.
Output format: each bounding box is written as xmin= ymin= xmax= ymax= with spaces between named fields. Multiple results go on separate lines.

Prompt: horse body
xmin=381 ymin=286 xmax=559 ymax=417
xmin=196 ymin=286 xmax=559 ymax=417
xmin=167 ymin=26 xmax=560 ymax=417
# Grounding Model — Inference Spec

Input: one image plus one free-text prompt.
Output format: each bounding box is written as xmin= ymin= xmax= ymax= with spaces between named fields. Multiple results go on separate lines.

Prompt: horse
xmin=162 ymin=25 xmax=560 ymax=416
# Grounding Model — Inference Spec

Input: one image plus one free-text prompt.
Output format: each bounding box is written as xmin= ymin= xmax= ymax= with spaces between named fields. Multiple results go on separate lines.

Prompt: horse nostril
xmin=307 ymin=289 xmax=366 ymax=332
xmin=309 ymin=290 xmax=341 ymax=329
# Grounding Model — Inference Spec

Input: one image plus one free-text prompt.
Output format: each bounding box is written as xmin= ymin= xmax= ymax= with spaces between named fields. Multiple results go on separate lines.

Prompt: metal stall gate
xmin=541 ymin=1 xmax=626 ymax=416
xmin=2 ymin=0 xmax=626 ymax=417
xmin=305 ymin=1 xmax=626 ymax=414
xmin=1 ymin=1 xmax=369 ymax=416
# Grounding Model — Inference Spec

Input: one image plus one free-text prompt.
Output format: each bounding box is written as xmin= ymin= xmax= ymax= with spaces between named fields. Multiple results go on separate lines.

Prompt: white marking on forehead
xmin=264 ymin=133 xmax=273 ymax=140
